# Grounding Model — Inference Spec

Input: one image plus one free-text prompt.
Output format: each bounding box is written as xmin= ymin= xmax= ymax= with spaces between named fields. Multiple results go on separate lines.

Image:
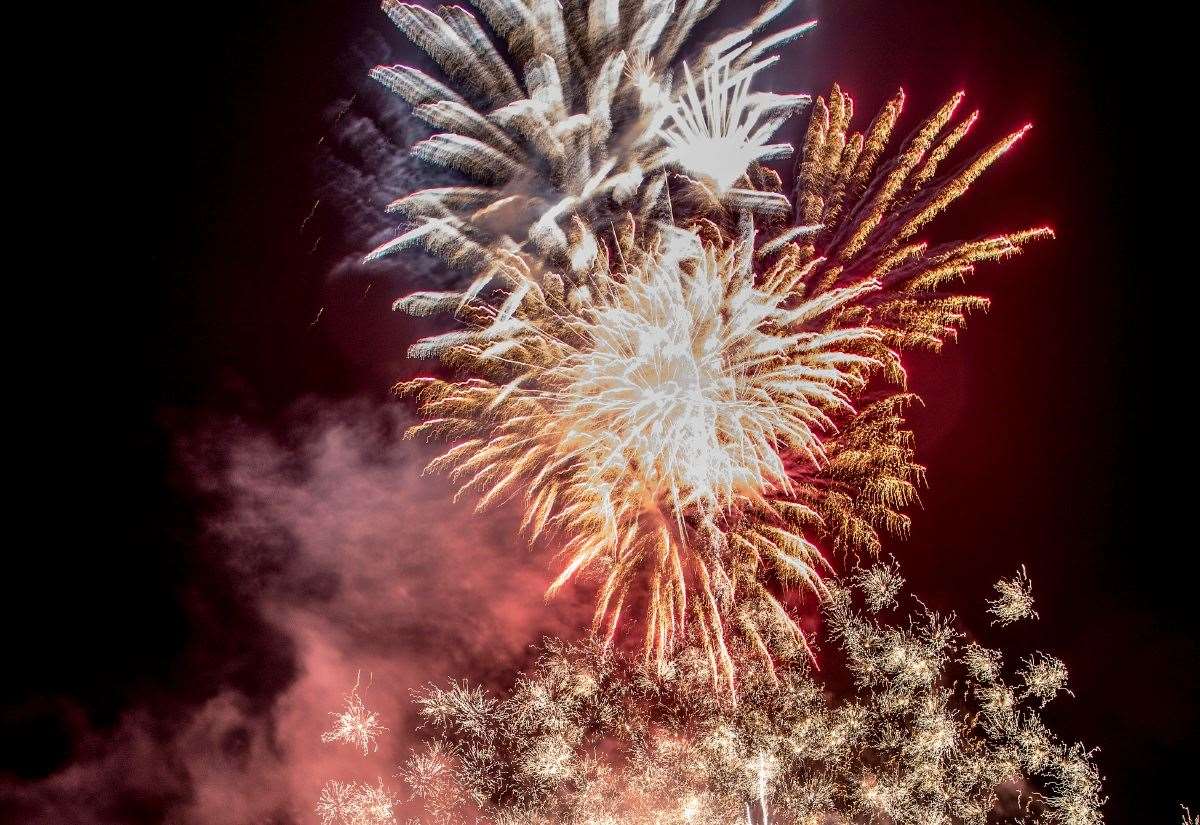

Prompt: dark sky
xmin=4 ymin=1 xmax=1193 ymax=823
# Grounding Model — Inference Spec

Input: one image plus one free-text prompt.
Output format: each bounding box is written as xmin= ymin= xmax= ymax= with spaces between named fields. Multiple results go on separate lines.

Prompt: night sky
xmin=3 ymin=1 xmax=1193 ymax=823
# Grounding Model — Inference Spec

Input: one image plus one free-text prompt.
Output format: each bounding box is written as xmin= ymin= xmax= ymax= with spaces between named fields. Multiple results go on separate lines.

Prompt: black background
xmin=4 ymin=1 xmax=1193 ymax=822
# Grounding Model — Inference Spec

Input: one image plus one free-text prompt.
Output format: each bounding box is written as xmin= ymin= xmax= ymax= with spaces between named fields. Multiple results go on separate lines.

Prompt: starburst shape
xmin=321 ymin=675 xmax=388 ymax=756
xmin=988 ymin=565 xmax=1038 ymax=626
xmin=658 ymin=46 xmax=810 ymax=195
xmin=402 ymin=220 xmax=884 ymax=689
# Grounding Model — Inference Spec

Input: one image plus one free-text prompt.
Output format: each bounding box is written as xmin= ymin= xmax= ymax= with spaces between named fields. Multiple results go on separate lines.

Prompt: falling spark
xmin=301 ymin=199 xmax=320 ymax=234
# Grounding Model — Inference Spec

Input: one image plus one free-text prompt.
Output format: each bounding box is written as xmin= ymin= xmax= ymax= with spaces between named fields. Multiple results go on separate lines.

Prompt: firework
xmin=313 ymin=3 xmax=1110 ymax=818
xmin=1017 ymin=652 xmax=1073 ymax=708
xmin=321 ymin=673 xmax=389 ymax=756
xmin=989 ymin=565 xmax=1039 ymax=626
xmin=400 ymin=220 xmax=882 ymax=692
xmin=391 ymin=561 xmax=1104 ymax=824
xmin=317 ymin=778 xmax=400 ymax=825
xmin=372 ymin=0 xmax=1051 ymax=686
xmin=852 ymin=556 xmax=904 ymax=613
xmin=368 ymin=0 xmax=813 ymax=272
xmin=658 ymin=46 xmax=807 ymax=197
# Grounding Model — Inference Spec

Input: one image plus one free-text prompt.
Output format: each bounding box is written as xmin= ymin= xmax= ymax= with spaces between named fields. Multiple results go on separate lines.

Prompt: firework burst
xmin=389 ymin=563 xmax=1104 ymax=824
xmin=367 ymin=0 xmax=812 ymax=273
xmin=371 ymin=0 xmax=1051 ymax=688
xmin=322 ymin=673 xmax=388 ymax=756
xmin=401 ymin=218 xmax=883 ymax=690
xmin=311 ymin=0 xmax=1111 ymax=820
xmin=659 ymin=45 xmax=808 ymax=197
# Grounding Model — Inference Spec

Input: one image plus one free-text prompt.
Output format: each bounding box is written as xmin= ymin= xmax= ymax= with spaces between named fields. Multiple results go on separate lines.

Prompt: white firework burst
xmin=659 ymin=46 xmax=809 ymax=195
xmin=401 ymin=220 xmax=886 ymax=687
xmin=366 ymin=0 xmax=813 ymax=273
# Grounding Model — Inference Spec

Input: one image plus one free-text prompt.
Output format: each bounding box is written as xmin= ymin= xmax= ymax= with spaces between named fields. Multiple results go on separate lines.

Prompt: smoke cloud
xmin=2 ymin=400 xmax=591 ymax=824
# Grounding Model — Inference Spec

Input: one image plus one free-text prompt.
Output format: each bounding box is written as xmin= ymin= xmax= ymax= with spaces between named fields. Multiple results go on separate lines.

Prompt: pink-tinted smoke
xmin=6 ymin=400 xmax=592 ymax=824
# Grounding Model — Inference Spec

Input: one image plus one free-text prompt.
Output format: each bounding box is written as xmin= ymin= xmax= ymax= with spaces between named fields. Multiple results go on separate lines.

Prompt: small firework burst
xmin=853 ymin=556 xmax=905 ymax=613
xmin=316 ymin=779 xmax=398 ymax=825
xmin=989 ymin=565 xmax=1039 ymax=626
xmin=1044 ymin=744 xmax=1107 ymax=825
xmin=1018 ymin=652 xmax=1074 ymax=708
xmin=321 ymin=673 xmax=388 ymax=755
xmin=961 ymin=641 xmax=1005 ymax=684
